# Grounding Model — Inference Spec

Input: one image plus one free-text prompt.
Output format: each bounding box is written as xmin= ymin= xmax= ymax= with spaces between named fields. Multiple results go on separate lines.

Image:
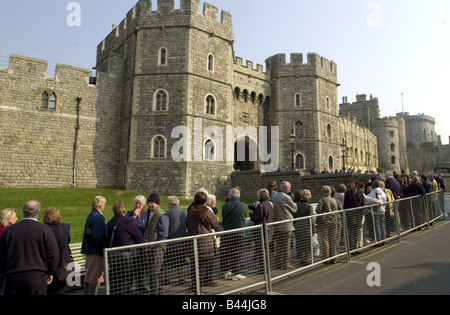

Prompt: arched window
xmin=391 ymin=143 xmax=395 ymax=152
xmin=258 ymin=94 xmax=264 ymax=106
xmin=243 ymin=90 xmax=249 ymax=102
xmin=294 ymin=121 xmax=304 ymax=137
xmin=154 ymin=90 xmax=168 ymax=111
xmin=328 ymin=156 xmax=334 ymax=170
xmin=49 ymin=93 xmax=57 ymax=110
xmin=207 ymin=54 xmax=214 ymax=71
xmin=295 ymin=153 xmax=305 ymax=170
xmin=204 ymin=139 xmax=215 ymax=161
xmin=295 ymin=93 xmax=302 ymax=107
xmin=158 ymin=48 xmax=167 ymax=66
xmin=41 ymin=92 xmax=49 ymax=108
xmin=205 ymin=95 xmax=216 ymax=115
xmin=152 ymin=135 xmax=166 ymax=158
xmin=250 ymin=92 xmax=256 ymax=104
xmin=391 ymin=156 xmax=396 ymax=165
xmin=326 ymin=96 xmax=330 ymax=109
xmin=327 ymin=124 xmax=332 ymax=138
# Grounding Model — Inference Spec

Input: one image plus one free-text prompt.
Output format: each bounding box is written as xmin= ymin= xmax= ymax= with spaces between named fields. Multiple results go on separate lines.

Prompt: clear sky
xmin=1 ymin=0 xmax=449 ymax=143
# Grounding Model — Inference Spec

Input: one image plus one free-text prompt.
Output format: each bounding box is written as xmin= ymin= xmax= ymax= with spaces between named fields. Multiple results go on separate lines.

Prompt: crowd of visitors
xmin=0 ymin=170 xmax=445 ymax=295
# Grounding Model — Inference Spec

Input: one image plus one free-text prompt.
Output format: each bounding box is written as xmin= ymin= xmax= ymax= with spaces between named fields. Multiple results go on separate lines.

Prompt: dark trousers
xmin=3 ymin=272 xmax=47 ymax=295
xmin=220 ymin=234 xmax=245 ymax=275
xmin=146 ymin=247 xmax=164 ymax=295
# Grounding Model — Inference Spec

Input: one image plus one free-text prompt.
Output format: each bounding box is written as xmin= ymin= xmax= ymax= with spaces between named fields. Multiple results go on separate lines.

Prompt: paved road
xmin=272 ymin=219 xmax=450 ymax=295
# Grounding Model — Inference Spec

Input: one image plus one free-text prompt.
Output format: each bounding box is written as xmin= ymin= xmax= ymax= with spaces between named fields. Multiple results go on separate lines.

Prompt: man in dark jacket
xmin=221 ymin=188 xmax=248 ymax=280
xmin=343 ymin=180 xmax=365 ymax=252
xmin=0 ymin=200 xmax=59 ymax=295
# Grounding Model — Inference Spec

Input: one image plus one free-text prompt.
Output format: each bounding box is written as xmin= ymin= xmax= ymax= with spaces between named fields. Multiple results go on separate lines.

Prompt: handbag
xmin=53 ymin=224 xmax=70 ymax=282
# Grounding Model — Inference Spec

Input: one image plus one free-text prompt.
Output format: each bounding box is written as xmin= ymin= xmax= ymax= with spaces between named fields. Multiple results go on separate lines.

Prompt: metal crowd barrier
xmin=103 ymin=190 xmax=445 ymax=295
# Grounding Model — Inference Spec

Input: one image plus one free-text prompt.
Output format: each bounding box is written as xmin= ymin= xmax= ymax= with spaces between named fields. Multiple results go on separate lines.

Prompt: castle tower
xmin=371 ymin=117 xmax=401 ymax=173
xmin=339 ymin=94 xmax=380 ymax=129
xmin=266 ymin=53 xmax=341 ymax=172
xmin=95 ymin=0 xmax=235 ymax=197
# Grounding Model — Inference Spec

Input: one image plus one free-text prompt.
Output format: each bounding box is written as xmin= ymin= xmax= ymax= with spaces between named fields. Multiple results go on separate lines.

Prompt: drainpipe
xmin=73 ymin=96 xmax=82 ymax=188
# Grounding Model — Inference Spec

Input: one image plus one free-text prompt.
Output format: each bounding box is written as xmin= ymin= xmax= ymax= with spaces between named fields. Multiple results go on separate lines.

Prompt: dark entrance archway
xmin=234 ymin=136 xmax=258 ymax=171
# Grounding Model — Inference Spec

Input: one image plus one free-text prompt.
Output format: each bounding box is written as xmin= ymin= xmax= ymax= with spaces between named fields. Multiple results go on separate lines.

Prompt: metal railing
xmin=103 ymin=190 xmax=445 ymax=295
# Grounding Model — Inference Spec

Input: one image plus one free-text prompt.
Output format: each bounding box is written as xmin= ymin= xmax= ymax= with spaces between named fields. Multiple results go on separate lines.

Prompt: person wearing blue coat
xmin=81 ymin=196 xmax=107 ymax=295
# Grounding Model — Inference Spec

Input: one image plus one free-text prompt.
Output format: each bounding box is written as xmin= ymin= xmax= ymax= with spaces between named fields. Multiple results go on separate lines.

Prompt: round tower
xmin=371 ymin=117 xmax=401 ymax=173
xmin=396 ymin=115 xmax=410 ymax=174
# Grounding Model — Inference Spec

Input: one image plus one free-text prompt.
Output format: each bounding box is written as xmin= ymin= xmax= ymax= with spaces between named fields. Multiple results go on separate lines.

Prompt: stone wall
xmin=231 ymin=170 xmax=374 ymax=203
xmin=0 ymin=54 xmax=122 ymax=188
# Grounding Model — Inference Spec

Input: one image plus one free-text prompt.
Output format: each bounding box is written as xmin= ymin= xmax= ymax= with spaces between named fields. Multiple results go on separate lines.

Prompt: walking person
xmin=222 ymin=188 xmax=248 ymax=280
xmin=273 ymin=181 xmax=297 ymax=269
xmin=43 ymin=207 xmax=73 ymax=295
xmin=106 ymin=201 xmax=144 ymax=295
xmin=0 ymin=200 xmax=59 ymax=295
xmin=81 ymin=196 xmax=108 ymax=295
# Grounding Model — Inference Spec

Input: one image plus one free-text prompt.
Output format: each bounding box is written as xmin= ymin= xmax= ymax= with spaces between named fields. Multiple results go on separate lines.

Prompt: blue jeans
xmin=374 ymin=214 xmax=386 ymax=243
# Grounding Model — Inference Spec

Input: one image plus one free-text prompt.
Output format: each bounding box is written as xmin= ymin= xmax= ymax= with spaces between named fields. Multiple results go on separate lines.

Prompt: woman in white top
xmin=368 ymin=180 xmax=388 ymax=243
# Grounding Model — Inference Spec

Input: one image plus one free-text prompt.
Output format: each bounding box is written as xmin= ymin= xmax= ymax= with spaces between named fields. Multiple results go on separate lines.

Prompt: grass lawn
xmin=0 ymin=188 xmax=252 ymax=243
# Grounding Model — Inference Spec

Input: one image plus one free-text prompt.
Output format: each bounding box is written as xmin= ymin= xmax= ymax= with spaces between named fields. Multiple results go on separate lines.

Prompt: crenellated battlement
xmin=96 ymin=0 xmax=233 ymax=65
xmin=265 ymin=53 xmax=337 ymax=81
xmin=233 ymin=56 xmax=269 ymax=80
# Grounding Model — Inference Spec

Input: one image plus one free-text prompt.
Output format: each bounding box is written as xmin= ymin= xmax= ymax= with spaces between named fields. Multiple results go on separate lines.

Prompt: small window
xmin=154 ymin=90 xmax=168 ymax=111
xmin=327 ymin=124 xmax=332 ymax=138
xmin=328 ymin=156 xmax=334 ymax=170
xmin=326 ymin=97 xmax=330 ymax=109
xmin=158 ymin=48 xmax=167 ymax=66
xmin=49 ymin=93 xmax=57 ymax=110
xmin=295 ymin=121 xmax=304 ymax=137
xmin=234 ymin=87 xmax=240 ymax=100
xmin=207 ymin=54 xmax=214 ymax=71
xmin=41 ymin=92 xmax=49 ymax=109
xmin=391 ymin=143 xmax=395 ymax=152
xmin=205 ymin=95 xmax=216 ymax=115
xmin=295 ymin=93 xmax=302 ymax=107
xmin=243 ymin=90 xmax=249 ymax=102
xmin=390 ymin=131 xmax=395 ymax=137
xmin=204 ymin=139 xmax=215 ymax=161
xmin=295 ymin=153 xmax=305 ymax=170
xmin=391 ymin=156 xmax=396 ymax=165
xmin=153 ymin=136 xmax=166 ymax=158
xmin=250 ymin=92 xmax=256 ymax=104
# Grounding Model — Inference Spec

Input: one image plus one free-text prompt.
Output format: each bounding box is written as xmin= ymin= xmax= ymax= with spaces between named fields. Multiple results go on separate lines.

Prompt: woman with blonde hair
xmin=81 ymin=196 xmax=107 ymax=295
xmin=0 ymin=208 xmax=17 ymax=239
xmin=43 ymin=207 xmax=73 ymax=295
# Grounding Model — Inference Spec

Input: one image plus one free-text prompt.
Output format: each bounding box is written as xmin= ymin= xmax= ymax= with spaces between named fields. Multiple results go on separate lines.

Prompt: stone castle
xmin=0 ymin=0 xmax=416 ymax=198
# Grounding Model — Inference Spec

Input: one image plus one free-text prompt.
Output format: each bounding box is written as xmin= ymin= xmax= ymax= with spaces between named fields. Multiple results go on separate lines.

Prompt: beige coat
xmin=273 ymin=192 xmax=297 ymax=232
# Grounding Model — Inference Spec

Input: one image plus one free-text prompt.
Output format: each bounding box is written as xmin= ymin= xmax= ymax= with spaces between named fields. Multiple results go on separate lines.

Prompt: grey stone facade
xmin=1 ymin=0 xmax=383 ymax=198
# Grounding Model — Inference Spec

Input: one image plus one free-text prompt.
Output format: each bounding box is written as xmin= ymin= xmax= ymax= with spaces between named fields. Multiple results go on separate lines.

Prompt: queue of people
xmin=0 ymin=170 xmax=444 ymax=295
